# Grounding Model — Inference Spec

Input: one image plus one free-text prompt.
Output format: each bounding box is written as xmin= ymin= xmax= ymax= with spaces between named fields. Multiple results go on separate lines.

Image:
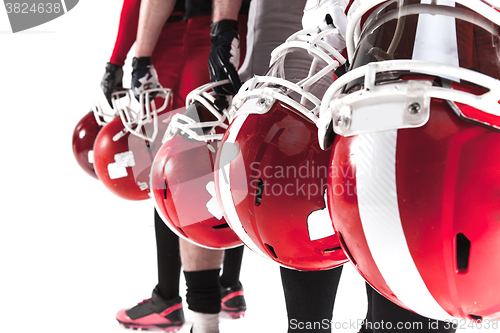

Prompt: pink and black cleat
xmin=116 ymin=288 xmax=184 ymax=331
xmin=220 ymin=283 xmax=246 ymax=319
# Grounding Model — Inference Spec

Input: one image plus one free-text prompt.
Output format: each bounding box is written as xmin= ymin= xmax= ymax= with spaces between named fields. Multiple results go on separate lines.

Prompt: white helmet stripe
xmin=216 ymin=114 xmax=269 ymax=258
xmin=413 ymin=0 xmax=459 ymax=68
xmin=354 ymin=130 xmax=453 ymax=321
xmin=357 ymin=8 xmax=457 ymax=319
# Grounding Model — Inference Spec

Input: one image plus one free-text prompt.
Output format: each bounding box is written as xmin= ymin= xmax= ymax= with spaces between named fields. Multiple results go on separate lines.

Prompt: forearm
xmin=135 ymin=0 xmax=176 ymax=57
xmin=212 ymin=0 xmax=242 ymax=22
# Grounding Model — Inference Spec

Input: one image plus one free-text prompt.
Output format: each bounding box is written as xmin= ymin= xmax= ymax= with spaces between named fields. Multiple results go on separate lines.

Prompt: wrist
xmin=132 ymin=56 xmax=152 ymax=70
xmin=210 ymin=19 xmax=239 ymax=37
xmin=106 ymin=62 xmax=122 ymax=71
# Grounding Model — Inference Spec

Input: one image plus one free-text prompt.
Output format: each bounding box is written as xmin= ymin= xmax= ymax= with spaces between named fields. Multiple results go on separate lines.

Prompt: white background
xmin=0 ymin=2 xmax=496 ymax=332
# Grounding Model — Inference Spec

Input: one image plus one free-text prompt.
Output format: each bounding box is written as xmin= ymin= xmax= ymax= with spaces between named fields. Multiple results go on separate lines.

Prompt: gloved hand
xmin=208 ymin=19 xmax=242 ymax=96
xmin=100 ymin=62 xmax=124 ymax=108
xmin=302 ymin=0 xmax=349 ymax=52
xmin=131 ymin=56 xmax=163 ymax=101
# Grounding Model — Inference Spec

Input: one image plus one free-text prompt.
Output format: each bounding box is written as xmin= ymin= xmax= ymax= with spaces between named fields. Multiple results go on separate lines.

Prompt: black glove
xmin=208 ymin=20 xmax=242 ymax=96
xmin=100 ymin=62 xmax=123 ymax=108
xmin=131 ymin=56 xmax=162 ymax=101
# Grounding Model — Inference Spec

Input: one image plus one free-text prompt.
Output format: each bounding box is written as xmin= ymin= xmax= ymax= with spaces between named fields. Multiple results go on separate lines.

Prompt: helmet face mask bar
xmin=162 ymin=80 xmax=231 ymax=143
xmin=318 ymin=0 xmax=500 ymax=149
xmin=319 ymin=60 xmax=500 ymax=140
xmin=230 ymin=27 xmax=346 ymax=124
xmin=111 ymin=88 xmax=172 ymax=142
xmin=92 ymin=98 xmax=121 ymax=127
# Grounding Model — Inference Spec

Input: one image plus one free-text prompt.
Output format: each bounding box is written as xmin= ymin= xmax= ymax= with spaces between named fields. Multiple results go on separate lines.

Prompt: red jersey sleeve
xmin=109 ymin=0 xmax=141 ymax=66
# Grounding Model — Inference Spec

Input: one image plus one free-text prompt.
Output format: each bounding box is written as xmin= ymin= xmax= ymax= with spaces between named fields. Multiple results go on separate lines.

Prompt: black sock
xmin=184 ymin=269 xmax=221 ymax=314
xmin=360 ymin=283 xmax=374 ymax=333
xmin=365 ymin=283 xmax=456 ymax=333
xmin=154 ymin=208 xmax=181 ymax=301
xmin=280 ymin=265 xmax=343 ymax=333
xmin=220 ymin=245 xmax=244 ymax=288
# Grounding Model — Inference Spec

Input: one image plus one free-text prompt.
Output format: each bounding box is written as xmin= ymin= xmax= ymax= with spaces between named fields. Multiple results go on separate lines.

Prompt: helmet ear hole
xmin=456 ymin=233 xmax=471 ymax=273
xmin=255 ymin=178 xmax=265 ymax=206
xmin=163 ymin=180 xmax=168 ymax=199
xmin=265 ymin=244 xmax=278 ymax=259
xmin=177 ymin=227 xmax=188 ymax=238
xmin=323 ymin=246 xmax=342 ymax=253
xmin=469 ymin=314 xmax=482 ymax=322
xmin=212 ymin=223 xmax=230 ymax=229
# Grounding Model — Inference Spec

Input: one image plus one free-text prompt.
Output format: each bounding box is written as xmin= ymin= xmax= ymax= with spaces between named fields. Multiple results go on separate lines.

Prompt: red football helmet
xmin=150 ymin=81 xmax=243 ymax=249
xmin=93 ymin=88 xmax=176 ymax=200
xmin=72 ymin=99 xmax=119 ymax=179
xmin=214 ymin=28 xmax=349 ymax=270
xmin=319 ymin=0 xmax=500 ymax=321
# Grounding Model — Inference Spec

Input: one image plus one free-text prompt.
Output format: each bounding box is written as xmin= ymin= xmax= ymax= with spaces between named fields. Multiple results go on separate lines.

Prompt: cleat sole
xmin=119 ymin=322 xmax=182 ymax=332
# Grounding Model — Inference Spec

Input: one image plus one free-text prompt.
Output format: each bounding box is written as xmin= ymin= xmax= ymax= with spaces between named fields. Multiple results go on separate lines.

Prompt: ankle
xmin=191 ymin=312 xmax=219 ymax=333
